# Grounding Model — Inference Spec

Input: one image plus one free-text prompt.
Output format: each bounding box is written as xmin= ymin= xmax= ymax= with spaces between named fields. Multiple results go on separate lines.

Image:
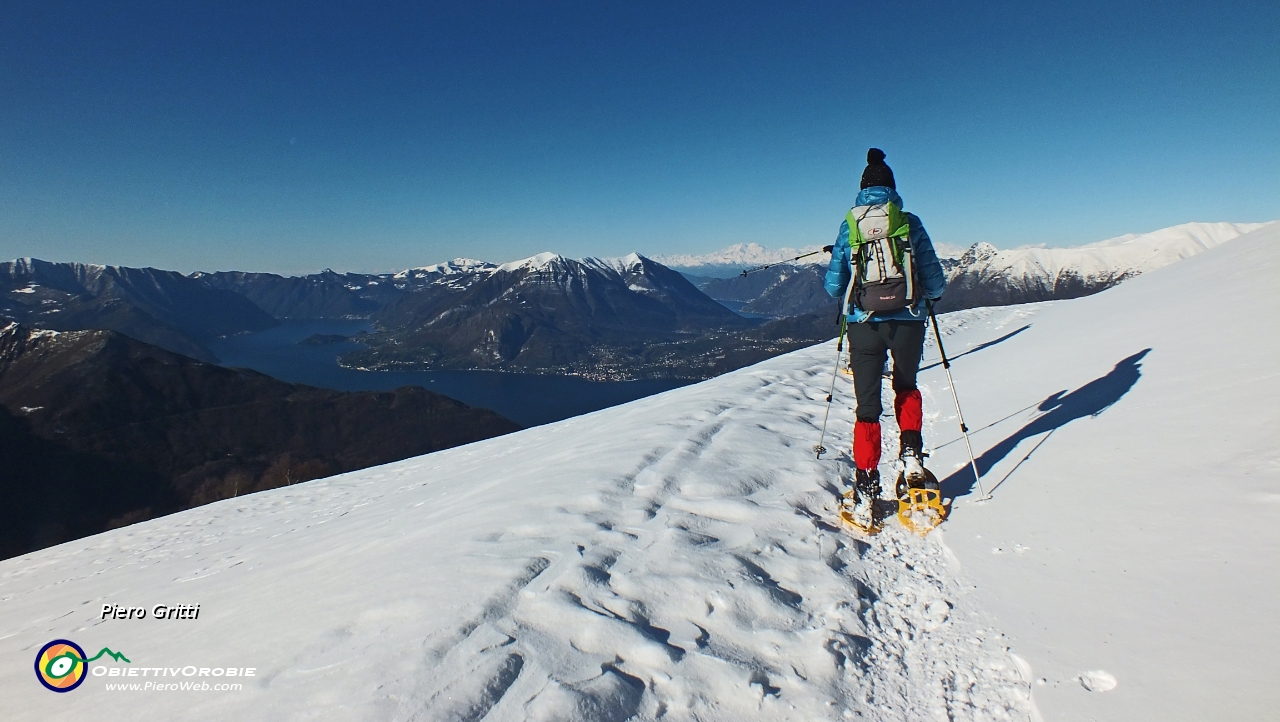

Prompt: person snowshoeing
xmin=824 ymin=148 xmax=947 ymax=515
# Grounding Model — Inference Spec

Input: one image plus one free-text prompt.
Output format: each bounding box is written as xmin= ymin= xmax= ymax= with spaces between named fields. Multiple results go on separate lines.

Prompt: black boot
xmin=855 ymin=468 xmax=881 ymax=502
xmin=899 ymin=430 xmax=928 ymax=486
xmin=899 ymin=430 xmax=924 ymax=459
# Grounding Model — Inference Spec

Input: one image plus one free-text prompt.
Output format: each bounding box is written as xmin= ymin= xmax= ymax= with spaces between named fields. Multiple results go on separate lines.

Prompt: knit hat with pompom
xmin=860 ymin=148 xmax=896 ymax=190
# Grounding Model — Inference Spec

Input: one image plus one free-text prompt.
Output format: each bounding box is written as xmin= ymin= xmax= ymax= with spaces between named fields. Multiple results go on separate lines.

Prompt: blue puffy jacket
xmin=824 ymin=186 xmax=947 ymax=323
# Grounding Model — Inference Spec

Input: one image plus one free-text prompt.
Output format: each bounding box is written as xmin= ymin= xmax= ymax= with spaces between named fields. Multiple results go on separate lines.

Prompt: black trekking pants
xmin=846 ymin=320 xmax=926 ymax=423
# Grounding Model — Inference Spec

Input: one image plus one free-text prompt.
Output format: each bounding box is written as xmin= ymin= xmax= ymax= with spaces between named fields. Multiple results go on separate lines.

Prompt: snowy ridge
xmin=1080 ymin=220 xmax=1265 ymax=249
xmin=935 ymin=220 xmax=1275 ymax=311
xmin=393 ymin=252 xmax=652 ymax=280
xmin=958 ymin=220 xmax=1270 ymax=280
xmin=495 ymin=251 xmax=568 ymax=273
xmin=654 ymin=243 xmax=823 ymax=270
xmin=579 ymin=252 xmax=646 ymax=277
xmin=6 ymin=257 xmax=111 ymax=276
xmin=392 ymin=258 xmax=497 ymax=279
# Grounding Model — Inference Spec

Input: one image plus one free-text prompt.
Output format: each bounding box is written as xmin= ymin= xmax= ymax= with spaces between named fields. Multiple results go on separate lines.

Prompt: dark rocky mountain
xmin=0 ymin=258 xmax=277 ymax=362
xmin=192 ymin=269 xmax=384 ymax=319
xmin=341 ymin=253 xmax=749 ymax=378
xmin=701 ymin=265 xmax=834 ymax=318
xmin=0 ymin=322 xmax=519 ymax=559
xmin=189 ymin=259 xmax=504 ymax=320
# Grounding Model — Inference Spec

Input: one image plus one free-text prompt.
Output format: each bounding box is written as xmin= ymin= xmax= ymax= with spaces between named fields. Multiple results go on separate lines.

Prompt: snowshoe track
xmin=391 ymin=359 xmax=1034 ymax=721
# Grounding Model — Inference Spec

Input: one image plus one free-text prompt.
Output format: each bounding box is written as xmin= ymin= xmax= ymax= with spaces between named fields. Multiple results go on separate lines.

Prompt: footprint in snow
xmin=1079 ymin=670 xmax=1118 ymax=691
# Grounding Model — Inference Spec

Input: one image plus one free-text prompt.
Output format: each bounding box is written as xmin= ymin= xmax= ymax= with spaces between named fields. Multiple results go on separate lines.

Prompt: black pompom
xmin=867 ymin=148 xmax=886 ymax=164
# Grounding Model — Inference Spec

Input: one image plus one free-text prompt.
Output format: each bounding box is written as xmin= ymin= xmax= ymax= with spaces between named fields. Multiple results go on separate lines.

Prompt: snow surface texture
xmin=925 ymin=221 xmax=1279 ymax=721
xmin=3 ymin=223 xmax=1278 ymax=720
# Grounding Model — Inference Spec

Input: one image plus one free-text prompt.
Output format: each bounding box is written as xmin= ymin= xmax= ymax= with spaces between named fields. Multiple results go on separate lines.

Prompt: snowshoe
xmin=839 ymin=469 xmax=886 ymax=534
xmin=895 ymin=467 xmax=948 ymax=535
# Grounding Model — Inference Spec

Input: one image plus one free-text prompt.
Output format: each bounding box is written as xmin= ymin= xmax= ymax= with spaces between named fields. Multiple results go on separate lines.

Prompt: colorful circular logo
xmin=35 ymin=639 xmax=88 ymax=692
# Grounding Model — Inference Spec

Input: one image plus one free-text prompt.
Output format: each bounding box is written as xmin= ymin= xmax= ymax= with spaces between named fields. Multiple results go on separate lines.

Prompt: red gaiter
xmin=854 ymin=420 xmax=881 ymax=471
xmin=895 ymin=389 xmax=922 ymax=432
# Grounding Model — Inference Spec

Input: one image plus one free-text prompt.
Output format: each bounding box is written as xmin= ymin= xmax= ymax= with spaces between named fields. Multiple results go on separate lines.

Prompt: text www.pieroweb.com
xmin=96 ymin=666 xmax=254 ymax=691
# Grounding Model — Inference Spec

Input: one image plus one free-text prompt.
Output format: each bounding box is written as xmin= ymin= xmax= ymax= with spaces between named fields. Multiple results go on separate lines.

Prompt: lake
xmin=207 ymin=320 xmax=694 ymax=428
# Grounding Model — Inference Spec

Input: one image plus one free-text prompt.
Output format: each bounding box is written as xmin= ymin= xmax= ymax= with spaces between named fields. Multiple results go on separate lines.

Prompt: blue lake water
xmin=207 ymin=320 xmax=694 ymax=428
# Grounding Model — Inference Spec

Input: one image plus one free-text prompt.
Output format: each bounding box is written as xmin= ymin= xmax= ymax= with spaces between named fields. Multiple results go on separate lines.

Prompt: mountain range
xmin=2 ymin=221 xmax=1268 ymax=383
xmin=689 ymin=221 xmax=1271 ymax=317
xmin=0 ymin=257 xmax=276 ymax=362
xmin=655 ymin=240 xmax=968 ymax=279
xmin=1 ymin=251 xmax=787 ymax=381
xmin=339 ymin=252 xmax=750 ymax=378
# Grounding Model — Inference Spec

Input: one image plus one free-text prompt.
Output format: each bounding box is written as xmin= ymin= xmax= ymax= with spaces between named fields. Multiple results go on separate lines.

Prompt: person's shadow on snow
xmin=941 ymin=348 xmax=1151 ymax=499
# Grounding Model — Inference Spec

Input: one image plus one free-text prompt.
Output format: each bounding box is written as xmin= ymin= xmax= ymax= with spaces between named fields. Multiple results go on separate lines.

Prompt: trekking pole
xmin=742 ymin=245 xmax=833 ymax=277
xmin=927 ymin=301 xmax=990 ymax=500
xmin=813 ymin=311 xmax=848 ymax=458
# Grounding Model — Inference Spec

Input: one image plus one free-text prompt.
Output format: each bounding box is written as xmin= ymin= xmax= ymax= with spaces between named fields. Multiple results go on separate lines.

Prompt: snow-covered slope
xmin=918 ymin=221 xmax=1280 ymax=721
xmin=2 ymin=225 xmax=1277 ymax=720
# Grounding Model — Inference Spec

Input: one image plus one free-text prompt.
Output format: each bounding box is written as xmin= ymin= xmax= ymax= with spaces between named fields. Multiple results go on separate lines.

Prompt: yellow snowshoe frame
xmin=838 ymin=489 xmax=884 ymax=534
xmin=897 ymin=486 xmax=948 ymax=535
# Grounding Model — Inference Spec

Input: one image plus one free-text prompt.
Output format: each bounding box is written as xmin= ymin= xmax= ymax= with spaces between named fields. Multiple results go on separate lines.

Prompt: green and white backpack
xmin=845 ymin=202 xmax=920 ymax=314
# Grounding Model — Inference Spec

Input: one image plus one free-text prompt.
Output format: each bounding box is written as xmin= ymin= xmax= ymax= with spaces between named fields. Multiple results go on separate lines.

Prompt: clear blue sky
xmin=1 ymin=1 xmax=1276 ymax=274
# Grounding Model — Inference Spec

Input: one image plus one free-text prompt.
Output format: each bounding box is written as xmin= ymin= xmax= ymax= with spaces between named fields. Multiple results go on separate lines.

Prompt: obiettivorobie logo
xmin=34 ymin=639 xmax=131 ymax=692
xmin=33 ymin=637 xmax=256 ymax=693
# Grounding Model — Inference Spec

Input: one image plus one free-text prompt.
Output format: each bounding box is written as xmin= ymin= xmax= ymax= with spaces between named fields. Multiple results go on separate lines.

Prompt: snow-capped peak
xmin=653 ymin=243 xmax=822 ymax=269
xmin=496 ymin=252 xmax=567 ymax=273
xmin=958 ymin=242 xmax=1000 ymax=266
xmin=394 ymin=258 xmax=497 ymax=278
xmin=579 ymin=252 xmax=649 ymax=276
